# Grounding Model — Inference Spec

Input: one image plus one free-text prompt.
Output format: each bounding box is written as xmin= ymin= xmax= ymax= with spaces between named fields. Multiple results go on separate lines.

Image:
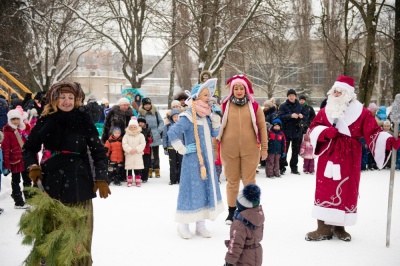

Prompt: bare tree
xmin=15 ymin=0 xmax=101 ymax=91
xmin=66 ymin=0 xmax=190 ymax=88
xmin=349 ymin=0 xmax=387 ymax=106
xmin=292 ymin=0 xmax=312 ymax=94
xmin=394 ymin=0 xmax=400 ymax=96
xmin=0 ymin=0 xmax=32 ymax=92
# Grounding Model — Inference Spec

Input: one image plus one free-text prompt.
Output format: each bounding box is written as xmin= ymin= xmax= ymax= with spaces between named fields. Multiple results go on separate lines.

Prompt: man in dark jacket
xmin=299 ymin=95 xmax=316 ymax=134
xmin=278 ymin=89 xmax=307 ymax=175
xmin=10 ymin=93 xmax=23 ymax=109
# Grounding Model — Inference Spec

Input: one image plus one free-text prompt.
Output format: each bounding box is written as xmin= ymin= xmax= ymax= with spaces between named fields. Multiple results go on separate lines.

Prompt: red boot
xmin=127 ymin=176 xmax=133 ymax=187
xmin=135 ymin=175 xmax=142 ymax=187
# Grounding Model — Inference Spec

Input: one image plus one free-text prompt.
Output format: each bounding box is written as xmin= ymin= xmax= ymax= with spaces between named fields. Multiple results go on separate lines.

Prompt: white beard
xmin=325 ymin=89 xmax=356 ymax=120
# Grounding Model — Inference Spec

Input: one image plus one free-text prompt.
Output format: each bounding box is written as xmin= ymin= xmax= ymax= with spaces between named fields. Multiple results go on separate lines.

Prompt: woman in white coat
xmin=122 ymin=117 xmax=146 ymax=187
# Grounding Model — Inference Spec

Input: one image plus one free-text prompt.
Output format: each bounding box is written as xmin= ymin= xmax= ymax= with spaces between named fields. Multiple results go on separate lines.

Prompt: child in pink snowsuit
xmin=300 ymin=129 xmax=316 ymax=174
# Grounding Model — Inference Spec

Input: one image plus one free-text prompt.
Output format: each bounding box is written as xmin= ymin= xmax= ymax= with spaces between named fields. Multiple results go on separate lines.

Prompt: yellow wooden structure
xmin=0 ymin=66 xmax=33 ymax=100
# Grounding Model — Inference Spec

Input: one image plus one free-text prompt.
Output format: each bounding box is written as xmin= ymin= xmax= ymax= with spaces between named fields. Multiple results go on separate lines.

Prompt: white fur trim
xmin=312 ymin=206 xmax=357 ymax=226
xmin=211 ymin=113 xmax=221 ymax=129
xmin=181 ymin=112 xmax=204 ymax=125
xmin=175 ymin=201 xmax=225 ymax=223
xmin=374 ymin=132 xmax=392 ymax=169
xmin=332 ymin=81 xmax=354 ymax=93
xmin=310 ymin=125 xmax=331 ymax=156
xmin=324 ymin=161 xmax=342 ymax=180
xmin=171 ymin=140 xmax=186 ymax=155
xmin=7 ymin=109 xmax=25 ymax=130
xmin=326 ymin=100 xmax=363 ymax=137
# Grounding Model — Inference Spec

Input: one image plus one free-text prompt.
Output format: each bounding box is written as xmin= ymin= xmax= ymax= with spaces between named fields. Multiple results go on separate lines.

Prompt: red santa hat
xmin=223 ymin=75 xmax=255 ymax=103
xmin=331 ymin=75 xmax=355 ymax=94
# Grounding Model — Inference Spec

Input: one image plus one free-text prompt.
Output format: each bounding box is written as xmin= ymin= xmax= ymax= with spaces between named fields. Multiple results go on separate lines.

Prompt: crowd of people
xmin=1 ymin=72 xmax=400 ymax=266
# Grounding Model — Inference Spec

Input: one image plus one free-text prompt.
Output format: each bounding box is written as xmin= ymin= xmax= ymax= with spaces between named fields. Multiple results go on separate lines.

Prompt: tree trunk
xmin=394 ymin=0 xmax=400 ymax=96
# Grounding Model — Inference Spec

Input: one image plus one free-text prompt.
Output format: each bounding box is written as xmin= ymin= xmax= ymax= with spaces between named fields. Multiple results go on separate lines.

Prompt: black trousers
xmin=168 ymin=149 xmax=183 ymax=183
xmin=11 ymin=171 xmax=31 ymax=202
xmin=150 ymin=146 xmax=160 ymax=169
xmin=281 ymin=137 xmax=302 ymax=172
xmin=126 ymin=169 xmax=142 ymax=176
xmin=142 ymin=154 xmax=151 ymax=181
xmin=107 ymin=161 xmax=124 ymax=183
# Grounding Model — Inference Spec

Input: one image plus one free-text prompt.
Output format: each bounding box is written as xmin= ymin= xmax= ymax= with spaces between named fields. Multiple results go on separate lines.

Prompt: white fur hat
xmin=171 ymin=100 xmax=181 ymax=108
xmin=117 ymin=97 xmax=130 ymax=105
xmin=7 ymin=109 xmax=26 ymax=130
xmin=128 ymin=116 xmax=139 ymax=127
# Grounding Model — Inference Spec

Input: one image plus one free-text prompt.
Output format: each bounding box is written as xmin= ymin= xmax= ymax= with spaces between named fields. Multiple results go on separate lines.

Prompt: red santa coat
xmin=309 ymin=100 xmax=391 ymax=226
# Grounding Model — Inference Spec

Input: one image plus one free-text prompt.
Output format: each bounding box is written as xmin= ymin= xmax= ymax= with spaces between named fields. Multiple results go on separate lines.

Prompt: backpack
xmin=86 ymin=102 xmax=102 ymax=123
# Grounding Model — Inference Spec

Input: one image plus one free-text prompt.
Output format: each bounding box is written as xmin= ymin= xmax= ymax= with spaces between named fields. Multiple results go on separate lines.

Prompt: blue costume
xmin=168 ymin=109 xmax=224 ymax=223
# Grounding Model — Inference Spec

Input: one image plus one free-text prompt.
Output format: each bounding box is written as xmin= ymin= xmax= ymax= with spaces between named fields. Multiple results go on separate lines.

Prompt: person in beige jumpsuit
xmin=217 ymin=75 xmax=268 ymax=224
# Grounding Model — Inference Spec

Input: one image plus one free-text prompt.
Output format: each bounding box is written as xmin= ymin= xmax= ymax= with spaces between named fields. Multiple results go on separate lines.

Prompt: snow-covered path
xmin=1 ymin=151 xmax=400 ymax=265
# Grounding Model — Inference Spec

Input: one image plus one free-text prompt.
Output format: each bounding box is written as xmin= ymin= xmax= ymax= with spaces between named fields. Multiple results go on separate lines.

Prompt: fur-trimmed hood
xmin=138 ymin=104 xmax=157 ymax=116
xmin=125 ymin=125 xmax=142 ymax=136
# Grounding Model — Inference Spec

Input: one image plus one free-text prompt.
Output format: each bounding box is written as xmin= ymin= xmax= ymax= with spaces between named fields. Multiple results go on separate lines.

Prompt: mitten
xmin=212 ymin=113 xmax=221 ymax=129
xmin=324 ymin=127 xmax=338 ymax=139
xmin=164 ymin=148 xmax=169 ymax=155
xmin=93 ymin=180 xmax=111 ymax=199
xmin=28 ymin=165 xmax=42 ymax=184
xmin=282 ymin=153 xmax=286 ymax=159
xmin=386 ymin=137 xmax=400 ymax=150
xmin=2 ymin=169 xmax=10 ymax=176
xmin=185 ymin=143 xmax=197 ymax=154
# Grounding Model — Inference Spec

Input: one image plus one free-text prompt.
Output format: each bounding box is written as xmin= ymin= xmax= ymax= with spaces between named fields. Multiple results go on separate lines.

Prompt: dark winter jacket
xmin=102 ymin=105 xmax=134 ymax=143
xmin=278 ymin=99 xmax=307 ymax=139
xmin=225 ymin=205 xmax=265 ymax=266
xmin=264 ymin=106 xmax=278 ymax=129
xmin=268 ymin=129 xmax=286 ymax=155
xmin=10 ymin=93 xmax=23 ymax=110
xmin=3 ymin=123 xmax=30 ymax=173
xmin=23 ymin=99 xmax=44 ymax=116
xmin=0 ymin=98 xmax=9 ymax=130
xmin=138 ymin=105 xmax=164 ymax=147
xmin=86 ymin=101 xmax=102 ymax=123
xmin=140 ymin=126 xmax=153 ymax=154
xmin=22 ymin=108 xmax=108 ymax=203
xmin=162 ymin=109 xmax=180 ymax=148
xmin=301 ymin=103 xmax=316 ymax=134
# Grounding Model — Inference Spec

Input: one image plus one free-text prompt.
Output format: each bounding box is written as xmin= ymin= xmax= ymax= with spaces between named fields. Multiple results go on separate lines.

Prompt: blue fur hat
xmin=236 ymin=184 xmax=261 ymax=211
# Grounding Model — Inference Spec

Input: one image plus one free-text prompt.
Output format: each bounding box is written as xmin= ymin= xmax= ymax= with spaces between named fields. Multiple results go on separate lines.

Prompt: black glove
xmin=164 ymin=148 xmax=169 ymax=155
xmin=224 ymin=262 xmax=234 ymax=266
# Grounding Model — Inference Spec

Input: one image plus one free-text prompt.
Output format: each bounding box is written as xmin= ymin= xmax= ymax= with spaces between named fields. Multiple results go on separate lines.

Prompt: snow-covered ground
xmin=1 ymin=149 xmax=400 ymax=266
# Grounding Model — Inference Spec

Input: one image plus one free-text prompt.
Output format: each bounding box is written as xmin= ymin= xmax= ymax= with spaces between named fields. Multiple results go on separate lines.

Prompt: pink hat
xmin=223 ymin=75 xmax=255 ymax=103
xmin=368 ymin=102 xmax=379 ymax=111
xmin=332 ymin=75 xmax=355 ymax=93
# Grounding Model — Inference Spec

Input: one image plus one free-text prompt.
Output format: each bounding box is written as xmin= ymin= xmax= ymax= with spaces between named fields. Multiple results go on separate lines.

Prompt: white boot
xmin=177 ymin=223 xmax=192 ymax=239
xmin=195 ymin=220 xmax=211 ymax=238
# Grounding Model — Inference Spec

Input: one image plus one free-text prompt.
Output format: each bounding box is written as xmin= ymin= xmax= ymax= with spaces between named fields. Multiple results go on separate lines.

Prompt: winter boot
xmin=332 ymin=226 xmax=351 ymax=241
xmin=148 ymin=168 xmax=153 ymax=178
xmin=127 ymin=176 xmax=133 ymax=187
xmin=195 ymin=220 xmax=211 ymax=238
xmin=12 ymin=193 xmax=29 ymax=209
xmin=225 ymin=206 xmax=236 ymax=225
xmin=155 ymin=168 xmax=160 ymax=178
xmin=177 ymin=223 xmax=192 ymax=239
xmin=135 ymin=175 xmax=142 ymax=187
xmin=305 ymin=220 xmax=333 ymax=241
xmin=113 ymin=175 xmax=121 ymax=186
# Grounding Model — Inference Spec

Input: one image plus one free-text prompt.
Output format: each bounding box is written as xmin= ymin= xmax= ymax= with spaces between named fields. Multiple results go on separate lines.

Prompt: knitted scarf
xmin=193 ymin=100 xmax=211 ymax=118
xmin=230 ymin=95 xmax=248 ymax=106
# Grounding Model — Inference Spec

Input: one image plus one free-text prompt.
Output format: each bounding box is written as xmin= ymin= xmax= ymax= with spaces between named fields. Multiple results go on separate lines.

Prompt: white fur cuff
xmin=171 ymin=140 xmax=186 ymax=155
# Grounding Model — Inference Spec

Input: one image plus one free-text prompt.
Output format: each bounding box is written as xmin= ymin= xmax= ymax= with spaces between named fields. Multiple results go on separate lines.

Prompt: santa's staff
xmin=387 ymin=94 xmax=400 ymax=247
